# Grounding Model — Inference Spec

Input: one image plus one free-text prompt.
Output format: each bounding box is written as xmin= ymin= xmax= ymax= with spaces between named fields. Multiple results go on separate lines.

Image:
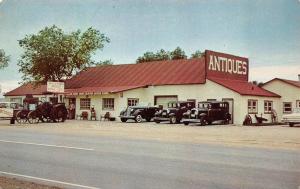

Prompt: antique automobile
xmin=120 ymin=105 xmax=160 ymax=123
xmin=182 ymin=101 xmax=231 ymax=126
xmin=282 ymin=108 xmax=300 ymax=127
xmin=154 ymin=101 xmax=195 ymax=124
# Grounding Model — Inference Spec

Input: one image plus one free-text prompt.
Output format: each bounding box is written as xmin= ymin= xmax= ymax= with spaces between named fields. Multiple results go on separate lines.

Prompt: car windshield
xmin=293 ymin=108 xmax=300 ymax=113
xmin=198 ymin=102 xmax=210 ymax=109
xmin=168 ymin=102 xmax=178 ymax=108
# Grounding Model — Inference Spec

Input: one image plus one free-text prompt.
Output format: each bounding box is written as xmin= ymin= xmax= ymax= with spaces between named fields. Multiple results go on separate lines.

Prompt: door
xmin=154 ymin=95 xmax=178 ymax=109
xmin=222 ymin=98 xmax=234 ymax=124
xmin=68 ymin=98 xmax=76 ymax=119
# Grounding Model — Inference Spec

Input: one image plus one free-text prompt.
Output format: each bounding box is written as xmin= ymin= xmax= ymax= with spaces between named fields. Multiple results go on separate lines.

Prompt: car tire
xmin=200 ymin=117 xmax=206 ymax=126
xmin=289 ymin=123 xmax=294 ymax=127
xmin=183 ymin=121 xmax=189 ymax=126
xmin=135 ymin=115 xmax=143 ymax=123
xmin=146 ymin=118 xmax=151 ymax=122
xmin=170 ymin=116 xmax=177 ymax=124
xmin=121 ymin=118 xmax=127 ymax=122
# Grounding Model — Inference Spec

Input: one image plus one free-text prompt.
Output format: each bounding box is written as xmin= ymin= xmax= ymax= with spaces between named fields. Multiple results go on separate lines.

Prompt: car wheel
xmin=135 ymin=115 xmax=143 ymax=123
xmin=200 ymin=117 xmax=206 ymax=126
xmin=155 ymin=119 xmax=160 ymax=124
xmin=289 ymin=123 xmax=294 ymax=127
xmin=121 ymin=118 xmax=127 ymax=122
xmin=146 ymin=118 xmax=151 ymax=122
xmin=170 ymin=116 xmax=177 ymax=124
xmin=183 ymin=121 xmax=189 ymax=126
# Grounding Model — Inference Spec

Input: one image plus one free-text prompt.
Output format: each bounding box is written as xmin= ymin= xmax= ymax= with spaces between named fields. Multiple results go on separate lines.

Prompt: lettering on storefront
xmin=205 ymin=50 xmax=249 ymax=81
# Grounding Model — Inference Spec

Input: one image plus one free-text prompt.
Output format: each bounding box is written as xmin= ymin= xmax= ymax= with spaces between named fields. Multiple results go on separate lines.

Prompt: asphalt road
xmin=0 ymin=126 xmax=299 ymax=189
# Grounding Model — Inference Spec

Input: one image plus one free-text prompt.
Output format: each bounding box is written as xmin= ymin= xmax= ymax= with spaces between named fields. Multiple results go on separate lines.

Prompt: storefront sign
xmin=205 ymin=50 xmax=249 ymax=81
xmin=47 ymin=82 xmax=65 ymax=93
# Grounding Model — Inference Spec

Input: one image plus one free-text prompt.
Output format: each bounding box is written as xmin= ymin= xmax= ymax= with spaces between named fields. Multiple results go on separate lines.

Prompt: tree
xmin=95 ymin=59 xmax=113 ymax=66
xmin=191 ymin=50 xmax=204 ymax=58
xmin=18 ymin=25 xmax=110 ymax=84
xmin=170 ymin=47 xmax=187 ymax=60
xmin=0 ymin=49 xmax=9 ymax=69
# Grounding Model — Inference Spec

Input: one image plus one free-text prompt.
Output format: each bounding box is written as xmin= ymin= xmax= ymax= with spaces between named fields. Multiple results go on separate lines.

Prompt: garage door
xmin=155 ymin=96 xmax=178 ymax=109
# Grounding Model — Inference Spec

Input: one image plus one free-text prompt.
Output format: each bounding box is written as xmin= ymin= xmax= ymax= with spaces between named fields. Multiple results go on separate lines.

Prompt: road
xmin=0 ymin=125 xmax=299 ymax=189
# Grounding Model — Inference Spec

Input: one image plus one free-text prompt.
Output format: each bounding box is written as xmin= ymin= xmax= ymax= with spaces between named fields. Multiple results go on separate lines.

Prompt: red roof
xmin=263 ymin=78 xmax=300 ymax=89
xmin=66 ymin=58 xmax=206 ymax=93
xmin=4 ymin=83 xmax=47 ymax=96
xmin=209 ymin=77 xmax=280 ymax=97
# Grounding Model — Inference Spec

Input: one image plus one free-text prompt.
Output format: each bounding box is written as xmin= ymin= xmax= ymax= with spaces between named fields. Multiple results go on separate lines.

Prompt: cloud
xmin=250 ymin=65 xmax=300 ymax=82
xmin=0 ymin=80 xmax=19 ymax=97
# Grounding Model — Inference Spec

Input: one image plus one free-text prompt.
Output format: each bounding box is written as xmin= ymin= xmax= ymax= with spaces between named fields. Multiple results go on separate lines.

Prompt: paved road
xmin=0 ymin=126 xmax=299 ymax=189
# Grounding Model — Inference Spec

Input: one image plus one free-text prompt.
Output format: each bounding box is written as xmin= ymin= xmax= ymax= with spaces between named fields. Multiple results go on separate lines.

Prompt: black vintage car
xmin=182 ymin=101 xmax=231 ymax=126
xmin=120 ymin=106 xmax=160 ymax=123
xmin=154 ymin=101 xmax=195 ymax=124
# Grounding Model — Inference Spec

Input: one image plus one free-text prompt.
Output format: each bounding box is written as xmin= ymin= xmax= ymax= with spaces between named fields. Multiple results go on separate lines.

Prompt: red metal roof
xmin=65 ymin=58 xmax=206 ymax=93
xmin=209 ymin=77 xmax=281 ymax=97
xmin=4 ymin=83 xmax=47 ymax=96
xmin=263 ymin=78 xmax=300 ymax=89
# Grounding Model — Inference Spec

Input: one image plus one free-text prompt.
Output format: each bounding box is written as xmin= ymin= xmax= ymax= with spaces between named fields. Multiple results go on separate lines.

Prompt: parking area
xmin=0 ymin=120 xmax=299 ymax=150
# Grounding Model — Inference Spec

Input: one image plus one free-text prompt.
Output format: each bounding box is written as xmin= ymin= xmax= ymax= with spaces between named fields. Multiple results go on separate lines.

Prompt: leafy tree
xmin=95 ymin=59 xmax=113 ymax=66
xmin=191 ymin=50 xmax=204 ymax=58
xmin=0 ymin=49 xmax=9 ymax=69
xmin=170 ymin=47 xmax=187 ymax=60
xmin=18 ymin=25 xmax=110 ymax=84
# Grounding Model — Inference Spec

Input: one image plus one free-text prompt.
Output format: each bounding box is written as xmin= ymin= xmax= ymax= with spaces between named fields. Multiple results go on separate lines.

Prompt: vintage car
xmin=154 ymin=101 xmax=195 ymax=124
xmin=120 ymin=105 xmax=161 ymax=123
xmin=282 ymin=108 xmax=300 ymax=127
xmin=182 ymin=101 xmax=231 ymax=126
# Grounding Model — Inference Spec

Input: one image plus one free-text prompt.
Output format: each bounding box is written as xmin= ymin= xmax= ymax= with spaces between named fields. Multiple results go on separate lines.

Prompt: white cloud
xmin=0 ymin=80 xmax=19 ymax=97
xmin=250 ymin=65 xmax=300 ymax=82
xmin=0 ymin=0 xmax=3 ymax=4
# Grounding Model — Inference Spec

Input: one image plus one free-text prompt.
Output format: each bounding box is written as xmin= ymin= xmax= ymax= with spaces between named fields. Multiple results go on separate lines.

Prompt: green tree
xmin=95 ymin=59 xmax=113 ymax=66
xmin=191 ymin=50 xmax=204 ymax=58
xmin=251 ymin=80 xmax=264 ymax=88
xmin=170 ymin=47 xmax=187 ymax=60
xmin=0 ymin=49 xmax=9 ymax=69
xmin=18 ymin=25 xmax=110 ymax=84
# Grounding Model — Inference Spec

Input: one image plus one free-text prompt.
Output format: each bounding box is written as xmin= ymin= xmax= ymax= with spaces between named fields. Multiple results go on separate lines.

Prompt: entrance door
xmin=68 ymin=98 xmax=76 ymax=119
xmin=154 ymin=95 xmax=178 ymax=109
xmin=222 ymin=98 xmax=234 ymax=124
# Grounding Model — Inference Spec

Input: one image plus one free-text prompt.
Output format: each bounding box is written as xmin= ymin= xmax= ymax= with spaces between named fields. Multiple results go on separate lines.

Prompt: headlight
xmin=167 ymin=109 xmax=170 ymax=114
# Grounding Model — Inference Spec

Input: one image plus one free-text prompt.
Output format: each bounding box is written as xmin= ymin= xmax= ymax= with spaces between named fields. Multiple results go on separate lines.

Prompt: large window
xmin=264 ymin=101 xmax=273 ymax=114
xmin=128 ymin=98 xmax=139 ymax=106
xmin=103 ymin=98 xmax=114 ymax=110
xmin=283 ymin=102 xmax=292 ymax=113
xmin=248 ymin=100 xmax=258 ymax=114
xmin=80 ymin=98 xmax=91 ymax=110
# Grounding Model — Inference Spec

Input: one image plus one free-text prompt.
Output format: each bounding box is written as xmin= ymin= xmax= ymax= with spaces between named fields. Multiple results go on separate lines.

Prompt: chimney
xmin=298 ymin=74 xmax=300 ymax=81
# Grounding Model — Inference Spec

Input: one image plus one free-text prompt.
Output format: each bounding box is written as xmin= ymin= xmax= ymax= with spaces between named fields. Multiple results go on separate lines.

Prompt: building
xmin=4 ymin=83 xmax=64 ymax=104
xmin=262 ymin=77 xmax=300 ymax=121
xmin=4 ymin=50 xmax=282 ymax=124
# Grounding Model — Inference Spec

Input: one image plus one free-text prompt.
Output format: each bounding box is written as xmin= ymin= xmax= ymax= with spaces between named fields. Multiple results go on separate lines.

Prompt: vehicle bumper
xmin=153 ymin=117 xmax=170 ymax=122
xmin=282 ymin=119 xmax=300 ymax=123
xmin=181 ymin=118 xmax=201 ymax=123
xmin=120 ymin=116 xmax=135 ymax=119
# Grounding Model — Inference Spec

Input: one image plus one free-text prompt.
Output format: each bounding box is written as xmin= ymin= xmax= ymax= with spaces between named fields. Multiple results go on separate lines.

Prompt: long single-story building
xmin=5 ymin=50 xmax=288 ymax=124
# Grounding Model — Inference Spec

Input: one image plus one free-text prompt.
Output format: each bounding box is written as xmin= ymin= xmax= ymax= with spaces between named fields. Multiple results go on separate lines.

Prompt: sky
xmin=0 ymin=0 xmax=300 ymax=95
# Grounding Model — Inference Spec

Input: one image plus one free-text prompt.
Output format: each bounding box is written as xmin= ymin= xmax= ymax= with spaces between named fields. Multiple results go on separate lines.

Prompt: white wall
xmin=71 ymin=80 xmax=281 ymax=124
xmin=263 ymin=80 xmax=300 ymax=121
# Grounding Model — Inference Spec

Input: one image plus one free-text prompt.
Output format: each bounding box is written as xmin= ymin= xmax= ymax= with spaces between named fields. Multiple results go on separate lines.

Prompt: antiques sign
xmin=205 ymin=50 xmax=249 ymax=81
xmin=47 ymin=82 xmax=65 ymax=93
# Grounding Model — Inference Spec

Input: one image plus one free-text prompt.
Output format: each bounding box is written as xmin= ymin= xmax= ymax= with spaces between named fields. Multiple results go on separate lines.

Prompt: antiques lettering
xmin=208 ymin=55 xmax=247 ymax=75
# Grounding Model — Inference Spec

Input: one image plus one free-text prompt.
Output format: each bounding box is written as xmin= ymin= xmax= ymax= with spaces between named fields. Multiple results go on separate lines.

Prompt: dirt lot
xmin=0 ymin=176 xmax=62 ymax=189
xmin=0 ymin=120 xmax=299 ymax=151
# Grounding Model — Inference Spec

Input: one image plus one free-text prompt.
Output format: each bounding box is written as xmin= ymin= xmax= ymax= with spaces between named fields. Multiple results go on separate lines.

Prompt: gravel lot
xmin=0 ymin=176 xmax=62 ymax=189
xmin=0 ymin=119 xmax=299 ymax=150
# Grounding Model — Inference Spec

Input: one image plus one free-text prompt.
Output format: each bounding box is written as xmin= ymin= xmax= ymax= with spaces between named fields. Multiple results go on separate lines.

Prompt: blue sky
xmin=0 ymin=0 xmax=300 ymax=94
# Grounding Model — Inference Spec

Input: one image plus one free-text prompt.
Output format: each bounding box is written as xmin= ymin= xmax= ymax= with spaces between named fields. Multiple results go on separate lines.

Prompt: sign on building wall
xmin=47 ymin=82 xmax=65 ymax=93
xmin=205 ymin=50 xmax=249 ymax=81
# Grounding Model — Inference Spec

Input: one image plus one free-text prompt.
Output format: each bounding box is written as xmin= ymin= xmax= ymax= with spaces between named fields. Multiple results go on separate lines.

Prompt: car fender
xmin=199 ymin=113 xmax=207 ymax=117
xmin=133 ymin=110 xmax=142 ymax=117
xmin=169 ymin=112 xmax=175 ymax=117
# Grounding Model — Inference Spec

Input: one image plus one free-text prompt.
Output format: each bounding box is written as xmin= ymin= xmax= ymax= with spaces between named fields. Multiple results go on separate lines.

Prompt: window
xmin=103 ymin=98 xmax=114 ymax=110
xmin=80 ymin=98 xmax=91 ymax=110
xmin=264 ymin=101 xmax=273 ymax=114
xmin=248 ymin=100 xmax=258 ymax=114
xmin=296 ymin=100 xmax=300 ymax=108
xmin=128 ymin=98 xmax=139 ymax=106
xmin=283 ymin=102 xmax=292 ymax=113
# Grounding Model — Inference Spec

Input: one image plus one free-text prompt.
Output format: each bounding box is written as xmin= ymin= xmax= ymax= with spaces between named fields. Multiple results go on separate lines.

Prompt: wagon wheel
xmin=40 ymin=116 xmax=50 ymax=123
xmin=16 ymin=111 xmax=27 ymax=124
xmin=53 ymin=109 xmax=64 ymax=123
xmin=28 ymin=111 xmax=39 ymax=124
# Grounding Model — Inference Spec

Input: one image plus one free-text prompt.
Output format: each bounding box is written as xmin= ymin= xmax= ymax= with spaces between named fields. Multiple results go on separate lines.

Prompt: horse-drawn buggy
xmin=0 ymin=94 xmax=68 ymax=124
